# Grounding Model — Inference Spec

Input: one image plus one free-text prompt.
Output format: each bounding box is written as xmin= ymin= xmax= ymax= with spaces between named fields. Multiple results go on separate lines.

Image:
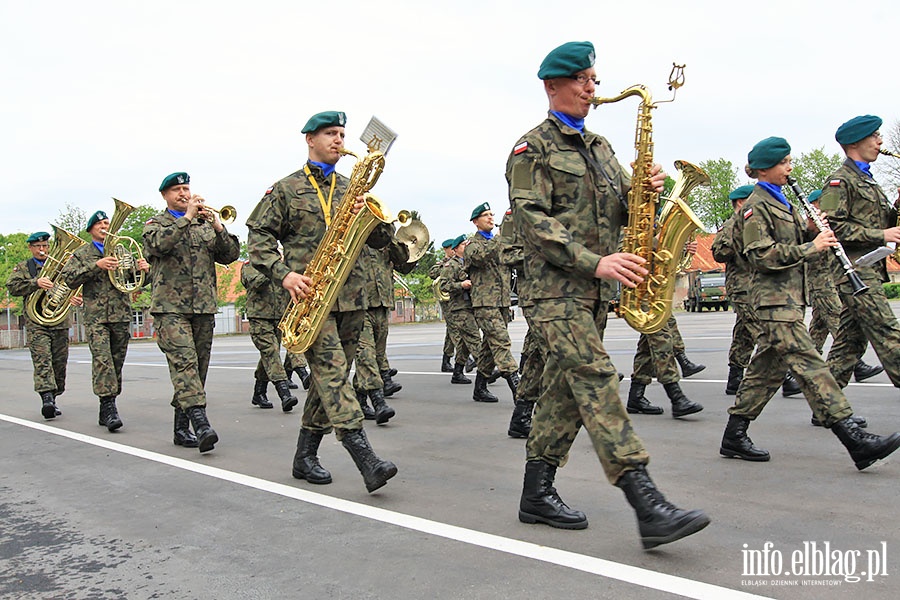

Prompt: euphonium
xmin=591 ymin=64 xmax=703 ymax=334
xmin=104 ymin=197 xmax=146 ymax=293
xmin=278 ymin=147 xmax=399 ymax=353
xmin=24 ymin=225 xmax=86 ymax=326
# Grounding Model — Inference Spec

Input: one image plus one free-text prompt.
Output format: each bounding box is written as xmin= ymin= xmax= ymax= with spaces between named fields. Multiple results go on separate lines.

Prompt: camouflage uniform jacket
xmin=741 ymin=186 xmax=818 ymax=321
xmin=245 ymin=162 xmax=392 ymax=313
xmin=60 ymin=242 xmax=132 ymax=324
xmin=711 ymin=213 xmax=753 ymax=296
xmin=439 ymin=257 xmax=472 ymax=312
xmin=806 ymin=248 xmax=837 ymax=294
xmin=498 ymin=209 xmax=531 ymax=308
xmin=506 ymin=113 xmax=629 ymax=302
xmin=360 ymin=238 xmax=412 ymax=309
xmin=240 ymin=260 xmax=289 ymax=319
xmin=819 ymin=157 xmax=899 ymax=284
xmin=142 ymin=211 xmax=240 ymax=315
xmin=464 ymin=232 xmax=510 ymax=308
xmin=6 ymin=257 xmax=69 ymax=330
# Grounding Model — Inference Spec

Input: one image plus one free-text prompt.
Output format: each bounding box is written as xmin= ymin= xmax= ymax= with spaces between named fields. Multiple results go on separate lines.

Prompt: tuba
xmin=104 ymin=198 xmax=146 ymax=293
xmin=24 ymin=225 xmax=86 ymax=326
xmin=591 ymin=64 xmax=704 ymax=334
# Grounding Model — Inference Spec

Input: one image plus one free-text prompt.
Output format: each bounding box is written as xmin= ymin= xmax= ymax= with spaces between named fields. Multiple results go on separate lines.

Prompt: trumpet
xmin=198 ymin=204 xmax=237 ymax=224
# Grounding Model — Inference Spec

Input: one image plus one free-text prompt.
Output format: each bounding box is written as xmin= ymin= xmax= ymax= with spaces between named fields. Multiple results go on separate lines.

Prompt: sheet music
xmin=855 ymin=244 xmax=895 ymax=267
xmin=360 ymin=116 xmax=398 ymax=155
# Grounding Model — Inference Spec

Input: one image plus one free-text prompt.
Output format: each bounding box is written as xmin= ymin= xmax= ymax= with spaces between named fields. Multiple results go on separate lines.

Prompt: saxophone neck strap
xmin=303 ymin=164 xmax=337 ymax=228
xmin=574 ymin=143 xmax=628 ymax=211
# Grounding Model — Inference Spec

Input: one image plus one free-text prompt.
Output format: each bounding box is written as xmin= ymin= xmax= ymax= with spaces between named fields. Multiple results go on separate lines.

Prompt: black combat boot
xmin=626 ymin=382 xmax=663 ymax=415
xmin=357 ymin=389 xmax=375 ymax=420
xmin=831 ymin=418 xmax=900 ymax=470
xmin=451 ymin=363 xmax=472 ymax=384
xmin=486 ymin=368 xmax=502 ymax=384
xmin=465 ymin=356 xmax=476 ymax=373
xmin=381 ymin=370 xmax=402 ymax=397
xmin=251 ymin=379 xmax=273 ymax=409
xmin=39 ymin=391 xmax=58 ymax=420
xmin=368 ymin=388 xmax=395 ymax=425
xmin=185 ymin=405 xmax=218 ymax=453
xmin=725 ymin=365 xmax=744 ymax=395
xmin=98 ymin=397 xmax=123 ymax=432
xmin=502 ymin=371 xmax=520 ymax=398
xmin=292 ymin=428 xmax=333 ymax=484
xmin=663 ymin=382 xmax=703 ymax=418
xmin=811 ymin=414 xmax=866 ymax=428
xmin=295 ymin=366 xmax=311 ymax=391
xmin=274 ymin=380 xmax=298 ymax=412
xmin=285 ymin=374 xmax=299 ymax=390
xmin=441 ymin=354 xmax=453 ymax=372
xmin=616 ymin=466 xmax=710 ymax=549
xmin=340 ymin=428 xmax=398 ymax=493
xmin=173 ymin=408 xmax=199 ymax=448
xmin=386 ymin=368 xmax=398 ymax=377
xmin=674 ymin=350 xmax=706 ymax=378
xmin=781 ymin=371 xmax=802 ymax=397
xmin=473 ymin=372 xmax=499 ymax=403
xmin=507 ymin=400 xmax=535 ymax=439
xmin=518 ymin=460 xmax=588 ymax=529
xmin=720 ymin=414 xmax=770 ymax=461
xmin=854 ymin=360 xmax=884 ymax=382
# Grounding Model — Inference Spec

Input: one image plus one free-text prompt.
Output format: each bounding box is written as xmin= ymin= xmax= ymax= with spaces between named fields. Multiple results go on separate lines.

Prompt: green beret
xmin=728 ymin=185 xmax=755 ymax=202
xmin=538 ymin=41 xmax=595 ymax=80
xmin=26 ymin=231 xmax=50 ymax=244
xmin=835 ymin=115 xmax=882 ymax=145
xmin=441 ymin=238 xmax=454 ymax=249
xmin=470 ymin=202 xmax=491 ymax=221
xmin=450 ymin=234 xmax=468 ymax=249
xmin=159 ymin=172 xmax=190 ymax=192
xmin=86 ymin=210 xmax=108 ymax=232
xmin=808 ymin=189 xmax=822 ymax=203
xmin=748 ymin=137 xmax=791 ymax=170
xmin=301 ymin=111 xmax=347 ymax=134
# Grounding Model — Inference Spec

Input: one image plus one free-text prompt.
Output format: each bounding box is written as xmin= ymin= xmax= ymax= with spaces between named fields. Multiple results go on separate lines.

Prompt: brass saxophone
xmin=24 ymin=225 xmax=86 ymax=326
xmin=278 ymin=147 xmax=399 ymax=353
xmin=591 ymin=64 xmax=704 ymax=334
xmin=104 ymin=198 xmax=146 ymax=293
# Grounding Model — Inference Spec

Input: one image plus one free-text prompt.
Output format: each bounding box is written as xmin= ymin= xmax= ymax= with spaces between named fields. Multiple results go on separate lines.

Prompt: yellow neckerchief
xmin=303 ymin=164 xmax=336 ymax=227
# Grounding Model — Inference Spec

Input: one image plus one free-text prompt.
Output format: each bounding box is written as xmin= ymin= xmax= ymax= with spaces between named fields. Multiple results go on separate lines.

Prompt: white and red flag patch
xmin=829 ymin=179 xmax=842 ymax=187
xmin=265 ymin=185 xmax=274 ymax=195
xmin=743 ymin=207 xmax=753 ymax=219
xmin=513 ymin=141 xmax=528 ymax=155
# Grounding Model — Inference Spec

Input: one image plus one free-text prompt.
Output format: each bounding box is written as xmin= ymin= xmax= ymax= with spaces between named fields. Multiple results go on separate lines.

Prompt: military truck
xmin=683 ymin=270 xmax=728 ymax=312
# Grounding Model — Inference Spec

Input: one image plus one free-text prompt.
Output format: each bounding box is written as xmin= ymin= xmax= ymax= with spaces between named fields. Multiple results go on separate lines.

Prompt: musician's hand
xmin=649 ymin=163 xmax=666 ymax=194
xmin=283 ymin=271 xmax=314 ymax=303
xmin=69 ymin=295 xmax=83 ymax=307
xmin=595 ymin=252 xmax=648 ymax=288
xmin=685 ymin=240 xmax=698 ymax=255
xmin=137 ymin=258 xmax=150 ymax=272
xmin=96 ymin=256 xmax=118 ymax=271
xmin=36 ymin=276 xmax=54 ymax=290
xmin=812 ymin=229 xmax=838 ymax=252
xmin=185 ymin=195 xmax=203 ymax=221
xmin=350 ymin=194 xmax=367 ymax=215
xmin=884 ymin=226 xmax=900 ymax=244
xmin=461 ymin=279 xmax=472 ymax=290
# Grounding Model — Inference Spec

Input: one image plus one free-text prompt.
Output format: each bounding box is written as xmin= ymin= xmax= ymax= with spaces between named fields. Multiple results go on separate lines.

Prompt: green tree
xmin=787 ymin=147 xmax=843 ymax=195
xmin=1 ymin=233 xmax=30 ymax=311
xmin=55 ymin=202 xmax=91 ymax=242
xmin=118 ymin=204 xmax=158 ymax=244
xmin=687 ymin=158 xmax=740 ymax=231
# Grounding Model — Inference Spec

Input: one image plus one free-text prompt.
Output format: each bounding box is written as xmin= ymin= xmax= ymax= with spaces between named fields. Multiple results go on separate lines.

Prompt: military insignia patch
xmin=829 ymin=179 xmax=842 ymax=186
xmin=743 ymin=208 xmax=753 ymax=219
xmin=265 ymin=186 xmax=274 ymax=195
xmin=514 ymin=141 xmax=528 ymax=155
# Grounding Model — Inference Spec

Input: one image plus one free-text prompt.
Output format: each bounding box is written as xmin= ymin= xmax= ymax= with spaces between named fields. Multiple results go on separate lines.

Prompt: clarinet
xmin=786 ymin=175 xmax=868 ymax=296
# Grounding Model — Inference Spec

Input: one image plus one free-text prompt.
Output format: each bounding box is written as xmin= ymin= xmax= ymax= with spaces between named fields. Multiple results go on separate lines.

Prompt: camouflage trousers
xmin=728 ymin=294 xmax=760 ymax=368
xmin=631 ymin=315 xmax=680 ymax=385
xmin=370 ymin=306 xmax=391 ymax=373
xmin=517 ymin=308 xmax=547 ymax=403
xmin=473 ymin=306 xmax=517 ymax=376
xmin=284 ymin=350 xmax=308 ymax=373
xmin=670 ymin=314 xmax=686 ymax=354
xmin=249 ymin=317 xmax=287 ymax=383
xmin=154 ymin=313 xmax=214 ymax=410
xmin=301 ymin=310 xmax=365 ymax=438
xmin=808 ymin=289 xmax=842 ymax=354
xmin=827 ymin=281 xmax=900 ymax=388
xmin=440 ymin=301 xmax=455 ymax=357
xmin=86 ymin=321 xmax=131 ymax=397
xmin=730 ymin=319 xmax=853 ymax=427
xmin=447 ymin=308 xmax=482 ymax=367
xmin=353 ymin=308 xmax=387 ymax=392
xmin=528 ymin=297 xmax=649 ymax=485
xmin=27 ymin=324 xmax=69 ymax=395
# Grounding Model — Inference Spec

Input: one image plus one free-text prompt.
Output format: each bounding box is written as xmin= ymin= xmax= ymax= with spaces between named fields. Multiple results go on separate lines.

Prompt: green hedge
xmin=884 ymin=283 xmax=900 ymax=299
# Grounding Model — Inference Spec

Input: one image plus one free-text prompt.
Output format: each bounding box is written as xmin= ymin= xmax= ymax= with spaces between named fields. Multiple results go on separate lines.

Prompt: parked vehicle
xmin=683 ymin=270 xmax=729 ymax=312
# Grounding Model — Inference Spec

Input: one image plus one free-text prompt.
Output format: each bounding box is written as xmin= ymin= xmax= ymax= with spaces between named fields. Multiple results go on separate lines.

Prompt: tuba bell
xmin=24 ymin=225 xmax=86 ymax=326
xmin=104 ymin=198 xmax=146 ymax=293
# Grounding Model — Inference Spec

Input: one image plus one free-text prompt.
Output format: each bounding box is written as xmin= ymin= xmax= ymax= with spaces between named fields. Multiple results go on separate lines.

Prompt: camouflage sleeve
xmin=508 ymin=144 xmax=602 ymax=279
xmin=59 ymin=245 xmax=99 ymax=289
xmin=427 ymin=259 xmax=444 ymax=279
xmin=142 ymin=216 xmax=191 ymax=257
xmin=498 ymin=213 xmax=524 ymax=268
xmin=710 ymin=217 xmax=735 ymax=264
xmin=366 ymin=222 xmax=393 ymax=250
xmin=464 ymin=234 xmax=491 ymax=267
xmin=819 ymin=180 xmax=886 ymax=246
xmin=439 ymin=261 xmax=465 ymax=294
xmin=247 ymin=186 xmax=292 ymax=284
xmin=388 ymin=239 xmax=415 ymax=275
xmin=742 ymin=202 xmax=817 ymax=273
xmin=240 ymin=262 xmax=268 ymax=291
xmin=213 ymin=227 xmax=241 ymax=264
xmin=5 ymin=260 xmax=38 ymax=297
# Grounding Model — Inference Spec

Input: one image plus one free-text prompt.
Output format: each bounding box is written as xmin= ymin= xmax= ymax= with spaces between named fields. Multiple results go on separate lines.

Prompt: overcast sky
xmin=2 ymin=0 xmax=898 ymax=248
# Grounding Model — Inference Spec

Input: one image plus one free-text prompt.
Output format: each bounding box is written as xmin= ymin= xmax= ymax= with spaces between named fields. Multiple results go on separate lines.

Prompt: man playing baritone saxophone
xmin=506 ymin=40 xmax=709 ymax=549
xmin=143 ymin=172 xmax=241 ymax=453
xmin=59 ymin=209 xmax=149 ymax=431
xmin=6 ymin=231 xmax=80 ymax=419
xmin=819 ymin=115 xmax=900 ymax=390
xmin=246 ymin=110 xmax=398 ymax=494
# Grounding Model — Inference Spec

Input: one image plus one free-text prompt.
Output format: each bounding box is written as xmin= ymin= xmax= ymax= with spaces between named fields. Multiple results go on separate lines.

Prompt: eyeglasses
xmin=31 ymin=244 xmax=49 ymax=249
xmin=568 ymin=74 xmax=599 ymax=87
xmin=872 ymin=132 xmax=883 ymax=140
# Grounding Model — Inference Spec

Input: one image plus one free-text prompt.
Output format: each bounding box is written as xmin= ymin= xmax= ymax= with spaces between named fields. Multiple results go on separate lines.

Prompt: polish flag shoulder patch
xmin=829 ymin=179 xmax=842 ymax=187
xmin=743 ymin=207 xmax=753 ymax=219
xmin=513 ymin=141 xmax=528 ymax=155
xmin=264 ymin=185 xmax=275 ymax=195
